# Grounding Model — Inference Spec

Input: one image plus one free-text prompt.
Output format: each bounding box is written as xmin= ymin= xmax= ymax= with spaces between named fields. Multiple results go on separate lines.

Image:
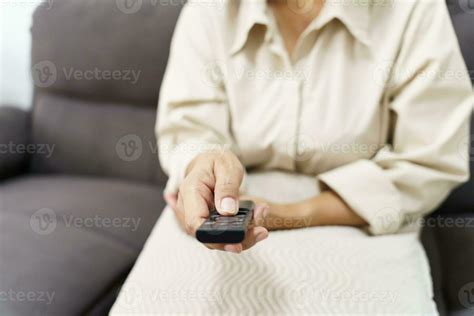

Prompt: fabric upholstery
xmin=421 ymin=227 xmax=448 ymax=316
xmin=424 ymin=5 xmax=474 ymax=315
xmin=433 ymin=214 xmax=474 ymax=313
xmin=31 ymin=0 xmax=182 ymax=105
xmin=436 ymin=4 xmax=474 ymax=214
xmin=30 ymin=92 xmax=166 ymax=186
xmin=0 ymin=175 xmax=165 ymax=315
xmin=447 ymin=1 xmax=474 ymax=80
xmin=0 ymin=107 xmax=30 ymax=179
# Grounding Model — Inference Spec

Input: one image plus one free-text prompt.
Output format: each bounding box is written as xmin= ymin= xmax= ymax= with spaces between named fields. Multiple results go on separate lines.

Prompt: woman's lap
xmin=112 ymin=208 xmax=436 ymax=315
xmin=111 ymin=172 xmax=437 ymax=315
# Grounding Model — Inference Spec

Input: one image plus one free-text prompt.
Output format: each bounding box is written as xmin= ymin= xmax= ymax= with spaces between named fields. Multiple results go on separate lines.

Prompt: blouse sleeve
xmin=156 ymin=5 xmax=236 ymax=194
xmin=318 ymin=1 xmax=473 ymax=235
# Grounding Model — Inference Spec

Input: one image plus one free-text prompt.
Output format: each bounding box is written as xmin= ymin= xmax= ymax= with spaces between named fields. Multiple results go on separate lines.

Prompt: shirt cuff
xmin=317 ymin=159 xmax=403 ymax=235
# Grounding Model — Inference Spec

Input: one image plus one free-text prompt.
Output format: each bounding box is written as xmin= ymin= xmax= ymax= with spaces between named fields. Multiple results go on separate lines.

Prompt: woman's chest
xmin=221 ymin=30 xmax=392 ymax=173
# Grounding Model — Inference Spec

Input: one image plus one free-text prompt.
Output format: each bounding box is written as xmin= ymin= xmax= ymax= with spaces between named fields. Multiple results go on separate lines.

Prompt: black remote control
xmin=196 ymin=200 xmax=255 ymax=244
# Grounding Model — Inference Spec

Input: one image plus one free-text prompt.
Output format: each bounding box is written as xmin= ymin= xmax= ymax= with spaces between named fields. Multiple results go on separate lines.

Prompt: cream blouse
xmin=156 ymin=0 xmax=473 ymax=235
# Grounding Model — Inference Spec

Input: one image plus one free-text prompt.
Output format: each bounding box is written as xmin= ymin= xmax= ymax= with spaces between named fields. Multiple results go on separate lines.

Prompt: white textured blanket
xmin=111 ymin=172 xmax=437 ymax=315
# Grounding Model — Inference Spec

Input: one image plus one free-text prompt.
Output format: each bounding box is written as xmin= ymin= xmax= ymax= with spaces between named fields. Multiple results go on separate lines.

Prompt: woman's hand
xmin=164 ymin=150 xmax=269 ymax=253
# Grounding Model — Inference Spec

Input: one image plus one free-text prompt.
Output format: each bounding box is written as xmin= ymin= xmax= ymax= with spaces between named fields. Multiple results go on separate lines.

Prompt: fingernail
xmin=256 ymin=232 xmax=268 ymax=243
xmin=221 ymin=197 xmax=237 ymax=214
xmin=224 ymin=244 xmax=240 ymax=253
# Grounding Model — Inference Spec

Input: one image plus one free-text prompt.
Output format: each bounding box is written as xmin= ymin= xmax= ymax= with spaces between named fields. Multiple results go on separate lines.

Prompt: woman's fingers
xmin=213 ymin=152 xmax=244 ymax=216
xmin=179 ymin=176 xmax=213 ymax=236
xmin=242 ymin=226 xmax=269 ymax=250
xmin=252 ymin=204 xmax=269 ymax=227
xmin=204 ymin=243 xmax=243 ymax=253
xmin=175 ymin=151 xmax=269 ymax=252
xmin=164 ymin=192 xmax=178 ymax=211
xmin=203 ymin=226 xmax=269 ymax=253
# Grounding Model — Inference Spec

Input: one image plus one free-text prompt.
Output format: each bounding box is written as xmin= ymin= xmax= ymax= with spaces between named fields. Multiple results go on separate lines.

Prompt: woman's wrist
xmin=265 ymin=199 xmax=320 ymax=230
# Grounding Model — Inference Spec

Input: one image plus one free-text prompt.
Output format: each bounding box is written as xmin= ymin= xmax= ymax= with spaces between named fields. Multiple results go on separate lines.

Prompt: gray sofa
xmin=0 ymin=0 xmax=472 ymax=315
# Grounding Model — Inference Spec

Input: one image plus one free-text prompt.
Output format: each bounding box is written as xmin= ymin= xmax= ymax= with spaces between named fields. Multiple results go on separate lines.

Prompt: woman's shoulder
xmin=179 ymin=0 xmax=237 ymax=25
xmin=370 ymin=0 xmax=449 ymax=24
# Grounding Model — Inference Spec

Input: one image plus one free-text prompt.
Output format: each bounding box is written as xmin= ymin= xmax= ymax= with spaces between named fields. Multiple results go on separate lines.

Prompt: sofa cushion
xmin=0 ymin=175 xmax=165 ymax=315
xmin=0 ymin=175 xmax=164 ymax=249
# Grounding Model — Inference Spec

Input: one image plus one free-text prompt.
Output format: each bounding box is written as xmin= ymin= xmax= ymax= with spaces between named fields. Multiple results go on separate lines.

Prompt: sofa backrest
xmin=438 ymin=1 xmax=474 ymax=214
xmin=30 ymin=0 xmax=182 ymax=185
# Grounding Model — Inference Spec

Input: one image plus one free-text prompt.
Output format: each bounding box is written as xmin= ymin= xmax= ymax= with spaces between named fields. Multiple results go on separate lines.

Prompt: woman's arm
xmin=247 ymin=190 xmax=367 ymax=231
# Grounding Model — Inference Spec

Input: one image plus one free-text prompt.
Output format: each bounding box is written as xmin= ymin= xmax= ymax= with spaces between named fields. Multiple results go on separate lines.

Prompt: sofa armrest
xmin=0 ymin=106 xmax=30 ymax=179
xmin=430 ymin=214 xmax=474 ymax=313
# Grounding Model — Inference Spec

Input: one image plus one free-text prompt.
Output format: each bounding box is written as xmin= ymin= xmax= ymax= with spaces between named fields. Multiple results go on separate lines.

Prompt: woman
xmin=155 ymin=0 xmax=472 ymax=313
